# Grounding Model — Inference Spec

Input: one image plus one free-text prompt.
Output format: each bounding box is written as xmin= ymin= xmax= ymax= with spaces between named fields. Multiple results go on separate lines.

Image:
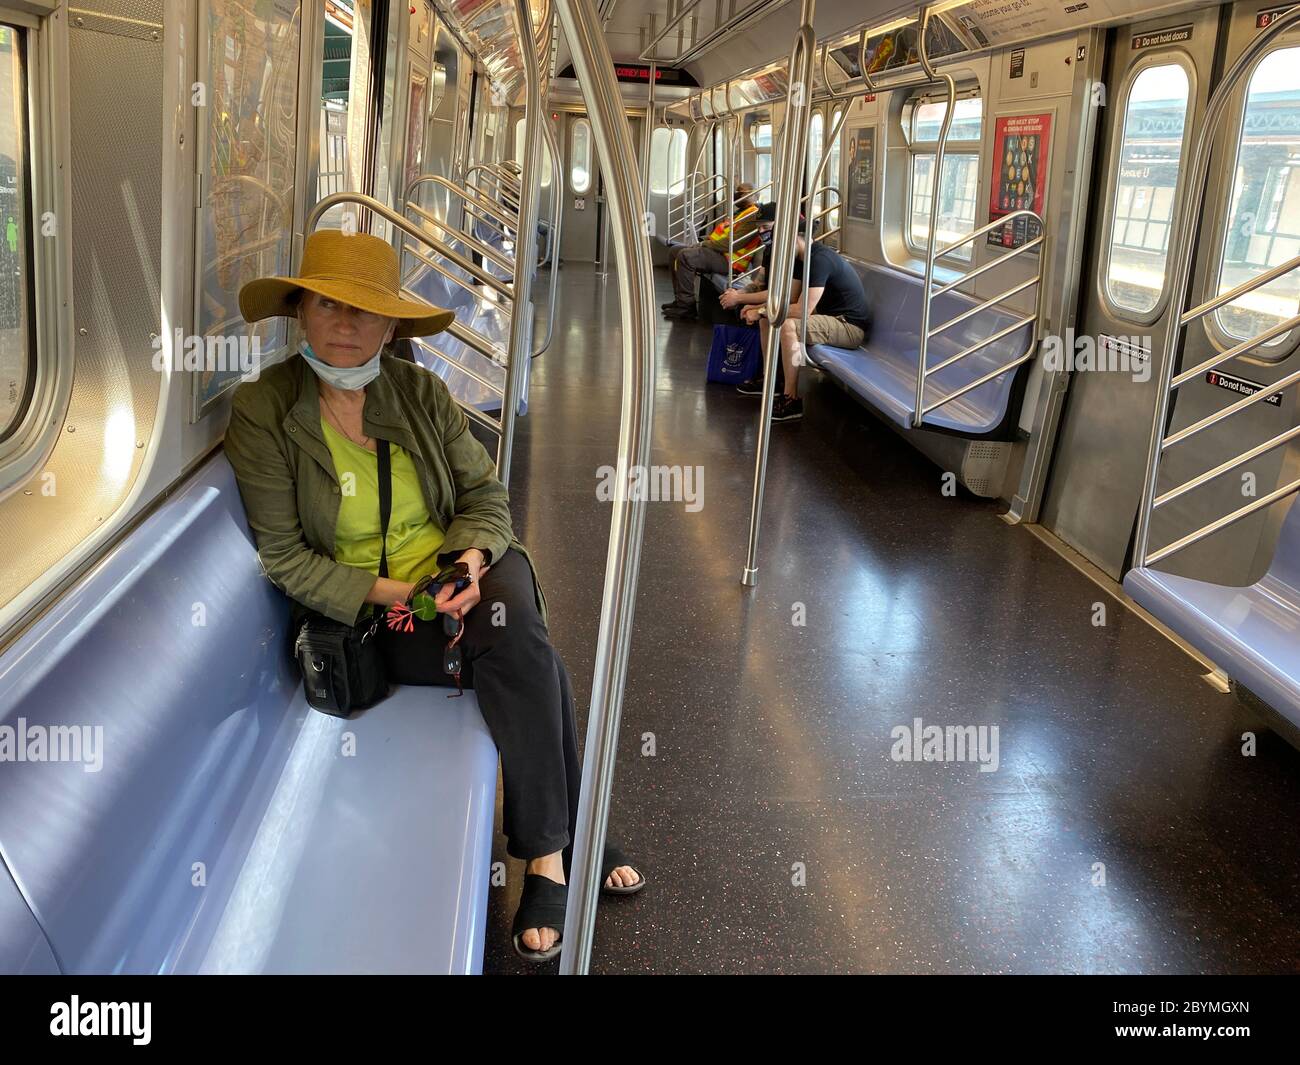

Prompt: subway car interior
xmin=1 ymin=0 xmax=1300 ymax=985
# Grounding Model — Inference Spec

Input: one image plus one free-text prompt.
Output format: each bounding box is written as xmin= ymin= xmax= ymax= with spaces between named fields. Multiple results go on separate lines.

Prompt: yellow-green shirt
xmin=321 ymin=418 xmax=446 ymax=582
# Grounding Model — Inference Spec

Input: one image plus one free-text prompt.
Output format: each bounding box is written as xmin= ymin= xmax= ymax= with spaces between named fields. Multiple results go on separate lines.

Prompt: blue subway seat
xmin=805 ymin=260 xmax=1033 ymax=438
xmin=1124 ymin=499 xmax=1300 ymax=735
xmin=0 ymin=453 xmax=498 ymax=974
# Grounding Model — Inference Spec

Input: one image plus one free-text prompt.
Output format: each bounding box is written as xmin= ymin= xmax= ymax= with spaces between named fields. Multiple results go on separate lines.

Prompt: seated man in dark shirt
xmin=720 ymin=208 xmax=871 ymax=421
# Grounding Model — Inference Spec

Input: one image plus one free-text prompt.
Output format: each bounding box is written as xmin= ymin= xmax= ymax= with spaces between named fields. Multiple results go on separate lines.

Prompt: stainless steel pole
xmin=533 ymin=115 xmax=564 ymax=358
xmin=740 ymin=0 xmax=816 ymax=587
xmin=639 ymin=61 xmax=657 ymax=212
xmin=554 ymin=0 xmax=656 ymax=975
xmin=800 ymin=105 xmax=850 ymax=355
xmin=496 ymin=0 xmax=545 ymax=485
xmin=913 ymin=5 xmax=955 ymax=428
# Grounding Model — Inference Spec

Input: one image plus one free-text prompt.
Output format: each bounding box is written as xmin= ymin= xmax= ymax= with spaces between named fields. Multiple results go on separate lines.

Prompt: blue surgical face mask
xmin=759 ymin=228 xmax=773 ymax=248
xmin=299 ymin=340 xmax=383 ymax=391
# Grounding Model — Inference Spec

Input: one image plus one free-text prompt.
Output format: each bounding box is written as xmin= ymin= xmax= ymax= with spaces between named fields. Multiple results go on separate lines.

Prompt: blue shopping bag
xmin=706 ymin=324 xmax=762 ymax=384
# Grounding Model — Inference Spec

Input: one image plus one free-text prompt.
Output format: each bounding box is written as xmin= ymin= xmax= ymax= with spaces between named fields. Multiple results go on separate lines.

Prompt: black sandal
xmin=511 ymin=873 xmax=567 ymax=962
xmin=601 ymin=842 xmax=647 ymax=896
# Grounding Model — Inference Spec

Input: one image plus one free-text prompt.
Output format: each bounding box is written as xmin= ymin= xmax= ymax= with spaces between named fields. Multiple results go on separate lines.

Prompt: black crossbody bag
xmin=292 ymin=439 xmax=393 ymax=717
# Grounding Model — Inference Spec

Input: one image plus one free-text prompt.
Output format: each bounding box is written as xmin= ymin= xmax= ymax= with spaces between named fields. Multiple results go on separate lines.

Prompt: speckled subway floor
xmin=480 ymin=262 xmax=1300 ymax=974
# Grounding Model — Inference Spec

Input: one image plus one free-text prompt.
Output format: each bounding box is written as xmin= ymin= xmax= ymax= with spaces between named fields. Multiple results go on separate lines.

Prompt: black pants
xmin=377 ymin=548 xmax=581 ymax=871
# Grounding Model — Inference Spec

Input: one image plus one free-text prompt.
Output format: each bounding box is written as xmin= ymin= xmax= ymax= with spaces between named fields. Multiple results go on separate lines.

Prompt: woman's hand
xmin=366 ymin=576 xmax=415 ymax=609
xmin=718 ymin=288 xmax=742 ymax=309
xmin=741 ymin=305 xmax=764 ymax=325
xmin=436 ymin=549 xmax=489 ymax=619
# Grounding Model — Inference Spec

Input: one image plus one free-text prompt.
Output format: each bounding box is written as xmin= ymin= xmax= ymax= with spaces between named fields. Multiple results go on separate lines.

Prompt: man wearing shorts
xmin=719 ymin=205 xmax=870 ymax=421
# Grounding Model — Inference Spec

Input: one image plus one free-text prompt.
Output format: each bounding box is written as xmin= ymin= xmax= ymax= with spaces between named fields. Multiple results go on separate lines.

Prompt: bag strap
xmin=377 ymin=438 xmax=392 ymax=580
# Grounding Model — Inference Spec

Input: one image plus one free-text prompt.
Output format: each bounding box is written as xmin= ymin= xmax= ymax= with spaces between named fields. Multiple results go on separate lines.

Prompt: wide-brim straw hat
xmin=238 ymin=229 xmax=455 ymax=340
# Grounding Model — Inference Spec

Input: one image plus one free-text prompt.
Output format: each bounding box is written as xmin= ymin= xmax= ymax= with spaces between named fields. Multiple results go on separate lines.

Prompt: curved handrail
xmin=820 ymin=30 xmax=870 ymax=100
xmin=405 ymin=198 xmax=517 ymax=276
xmin=467 ymin=161 xmax=522 ymax=194
xmin=916 ymin=209 xmax=1046 ymax=421
xmin=466 ymin=169 xmax=523 ymax=214
xmin=407 ymin=173 xmax=519 ymax=231
xmin=306 ymin=191 xmax=514 ymax=302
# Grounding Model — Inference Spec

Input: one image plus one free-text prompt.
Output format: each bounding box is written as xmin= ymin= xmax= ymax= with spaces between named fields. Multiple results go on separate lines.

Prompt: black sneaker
xmin=661 ymin=299 xmax=684 ymax=310
xmin=663 ymin=304 xmax=697 ymax=320
xmin=736 ymin=375 xmax=768 ymax=396
xmin=771 ymin=395 xmax=803 ymax=421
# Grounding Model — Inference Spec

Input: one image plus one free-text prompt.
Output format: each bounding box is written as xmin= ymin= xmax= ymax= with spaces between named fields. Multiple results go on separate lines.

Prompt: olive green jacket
xmin=224 ymin=352 xmax=545 ymax=626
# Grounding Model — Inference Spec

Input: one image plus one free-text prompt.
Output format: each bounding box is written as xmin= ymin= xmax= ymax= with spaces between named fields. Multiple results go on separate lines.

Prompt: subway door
xmin=561 ymin=112 xmax=600 ymax=261
xmin=1148 ymin=3 xmax=1300 ymax=585
xmin=1040 ymin=8 xmax=1219 ymax=579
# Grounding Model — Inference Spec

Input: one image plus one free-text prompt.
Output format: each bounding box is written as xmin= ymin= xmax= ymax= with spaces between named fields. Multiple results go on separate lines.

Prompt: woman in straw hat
xmin=224 ymin=229 xmax=643 ymax=964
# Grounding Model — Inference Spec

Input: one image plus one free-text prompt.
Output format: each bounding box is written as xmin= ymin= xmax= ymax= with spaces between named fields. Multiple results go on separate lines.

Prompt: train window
xmin=1214 ymin=46 xmax=1300 ymax=347
xmin=827 ymin=108 xmax=844 ymax=231
xmin=515 ymin=118 xmax=552 ymax=186
xmin=650 ymin=128 xmax=670 ymax=196
xmin=906 ymin=94 xmax=982 ymax=262
xmin=1104 ymin=62 xmax=1191 ymax=317
xmin=668 ymin=127 xmax=688 ymax=194
xmin=753 ymin=121 xmax=773 ymax=194
xmin=650 ymin=126 xmax=671 ymax=194
xmin=0 ymin=24 xmax=32 ymax=444
xmin=808 ymin=112 xmax=825 ymax=194
xmin=571 ymin=118 xmax=592 ymax=193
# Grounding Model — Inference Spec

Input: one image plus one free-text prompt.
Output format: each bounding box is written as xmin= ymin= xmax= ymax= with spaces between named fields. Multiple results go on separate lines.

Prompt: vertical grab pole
xmin=741 ymin=0 xmax=817 ymax=587
xmin=554 ymin=0 xmax=656 ymax=976
xmin=728 ymin=104 xmax=741 ymax=287
xmin=1133 ymin=3 xmax=1300 ymax=566
xmin=497 ymin=0 xmax=545 ymax=484
xmin=640 ymin=61 xmax=657 ymax=212
xmin=913 ymin=5 xmax=955 ymax=428
xmin=533 ymin=114 xmax=565 ymax=357
xmin=800 ymin=102 xmax=850 ymax=355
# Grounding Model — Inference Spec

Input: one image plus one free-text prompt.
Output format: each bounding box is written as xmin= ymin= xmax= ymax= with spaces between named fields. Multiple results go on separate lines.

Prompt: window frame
xmin=1097 ymin=50 xmax=1197 ymax=326
xmin=0 ymin=13 xmax=55 ymax=487
xmin=1205 ymin=42 xmax=1300 ymax=359
xmin=902 ymin=87 xmax=983 ymax=265
xmin=0 ymin=22 xmax=36 ymax=446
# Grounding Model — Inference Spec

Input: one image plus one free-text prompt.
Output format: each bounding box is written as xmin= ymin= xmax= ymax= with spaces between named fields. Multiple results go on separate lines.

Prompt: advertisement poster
xmin=956 ymin=0 xmax=1120 ymax=47
xmin=846 ymin=127 xmax=876 ymax=224
xmin=193 ymin=0 xmax=302 ymax=420
xmin=859 ymin=15 xmax=967 ymax=77
xmin=987 ymin=112 xmax=1051 ymax=249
